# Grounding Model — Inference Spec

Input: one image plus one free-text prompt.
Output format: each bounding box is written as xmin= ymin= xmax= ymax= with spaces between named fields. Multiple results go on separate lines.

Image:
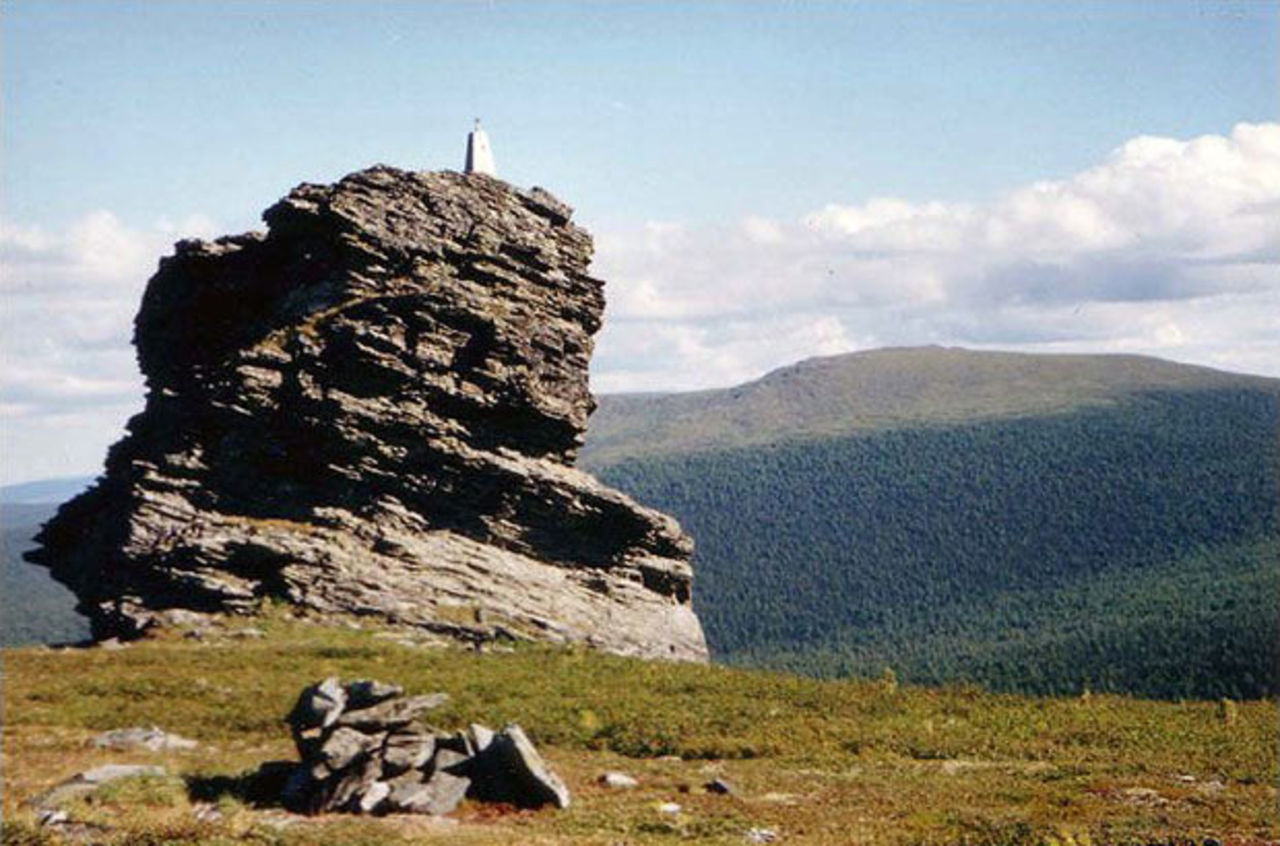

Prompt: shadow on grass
xmin=185 ymin=760 xmax=294 ymax=808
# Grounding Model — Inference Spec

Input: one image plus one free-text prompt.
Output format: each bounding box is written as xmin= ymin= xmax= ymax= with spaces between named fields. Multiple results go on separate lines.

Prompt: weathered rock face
xmin=30 ymin=166 xmax=707 ymax=661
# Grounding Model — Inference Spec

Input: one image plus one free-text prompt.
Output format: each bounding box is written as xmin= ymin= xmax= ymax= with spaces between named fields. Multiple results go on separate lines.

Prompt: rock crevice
xmin=30 ymin=166 xmax=707 ymax=661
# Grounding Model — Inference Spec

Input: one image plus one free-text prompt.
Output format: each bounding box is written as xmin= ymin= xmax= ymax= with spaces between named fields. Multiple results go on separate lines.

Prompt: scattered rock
xmin=1121 ymin=786 xmax=1167 ymax=806
xmin=92 ymin=726 xmax=197 ymax=751
xmin=598 ymin=771 xmax=639 ymax=789
xmin=473 ymin=724 xmax=572 ymax=809
xmin=704 ymin=777 xmax=734 ymax=795
xmin=657 ymin=801 xmax=682 ymax=815
xmin=36 ymin=809 xmax=68 ymax=827
xmin=31 ymin=764 xmax=167 ymax=810
xmin=281 ymin=678 xmax=569 ymax=816
xmin=28 ymin=166 xmax=708 ymax=663
xmin=759 ymin=792 xmax=798 ymax=804
xmin=746 ymin=827 xmax=780 ymax=843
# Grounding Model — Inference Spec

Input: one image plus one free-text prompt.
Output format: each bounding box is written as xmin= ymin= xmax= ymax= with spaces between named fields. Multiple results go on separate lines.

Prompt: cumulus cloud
xmin=1 ymin=212 xmax=217 ymax=482
xmin=592 ymin=122 xmax=1280 ymax=392
xmin=4 ymin=124 xmax=1279 ymax=483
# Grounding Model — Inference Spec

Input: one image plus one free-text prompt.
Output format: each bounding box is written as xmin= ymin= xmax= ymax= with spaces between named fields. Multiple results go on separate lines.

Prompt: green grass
xmin=3 ymin=615 xmax=1276 ymax=844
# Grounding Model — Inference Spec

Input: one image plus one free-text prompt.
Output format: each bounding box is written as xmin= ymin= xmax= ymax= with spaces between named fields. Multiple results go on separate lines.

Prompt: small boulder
xmin=705 ymin=777 xmax=734 ymax=795
xmin=473 ymin=725 xmax=571 ymax=809
xmin=335 ymin=693 xmax=449 ymax=732
xmin=598 ymin=771 xmax=639 ymax=789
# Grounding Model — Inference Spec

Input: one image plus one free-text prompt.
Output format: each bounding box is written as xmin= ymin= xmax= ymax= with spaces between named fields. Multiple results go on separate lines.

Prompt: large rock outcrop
xmin=30 ymin=166 xmax=707 ymax=661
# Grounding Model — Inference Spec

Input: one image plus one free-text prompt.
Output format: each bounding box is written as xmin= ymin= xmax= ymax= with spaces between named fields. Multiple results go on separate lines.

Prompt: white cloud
xmin=1 ymin=212 xmax=216 ymax=483
xmin=4 ymin=124 xmax=1279 ymax=483
xmin=592 ymin=122 xmax=1280 ymax=392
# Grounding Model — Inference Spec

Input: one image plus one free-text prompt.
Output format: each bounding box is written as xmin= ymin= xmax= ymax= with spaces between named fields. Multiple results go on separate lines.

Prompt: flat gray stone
xmin=319 ymin=726 xmax=380 ymax=771
xmin=32 ymin=765 xmax=168 ymax=810
xmin=336 ymin=693 xmax=449 ymax=731
xmin=389 ymin=754 xmax=470 ymax=816
xmin=381 ymin=731 xmax=435 ymax=777
xmin=92 ymin=726 xmax=197 ymax=751
xmin=345 ymin=679 xmax=403 ymax=710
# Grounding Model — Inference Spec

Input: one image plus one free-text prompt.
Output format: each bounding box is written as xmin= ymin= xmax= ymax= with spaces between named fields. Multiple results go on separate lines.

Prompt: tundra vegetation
xmin=3 ymin=612 xmax=1275 ymax=845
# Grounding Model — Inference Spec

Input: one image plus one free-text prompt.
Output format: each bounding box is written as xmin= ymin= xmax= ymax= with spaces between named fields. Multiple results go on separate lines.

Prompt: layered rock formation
xmin=30 ymin=166 xmax=707 ymax=661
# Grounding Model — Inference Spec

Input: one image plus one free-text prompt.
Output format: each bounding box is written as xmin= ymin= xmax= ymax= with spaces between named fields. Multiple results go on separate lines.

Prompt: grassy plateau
xmin=2 ymin=613 xmax=1275 ymax=846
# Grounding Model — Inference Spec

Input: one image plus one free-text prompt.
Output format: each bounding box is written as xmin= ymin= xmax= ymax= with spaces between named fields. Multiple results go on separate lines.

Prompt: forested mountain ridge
xmin=582 ymin=349 xmax=1280 ymax=699
xmin=582 ymin=346 xmax=1273 ymax=465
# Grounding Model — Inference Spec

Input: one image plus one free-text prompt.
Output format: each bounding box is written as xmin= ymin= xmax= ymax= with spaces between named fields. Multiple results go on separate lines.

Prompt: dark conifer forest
xmin=587 ymin=373 xmax=1278 ymax=700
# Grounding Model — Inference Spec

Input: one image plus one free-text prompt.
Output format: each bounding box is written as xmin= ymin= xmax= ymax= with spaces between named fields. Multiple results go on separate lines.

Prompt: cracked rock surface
xmin=29 ymin=166 xmax=707 ymax=661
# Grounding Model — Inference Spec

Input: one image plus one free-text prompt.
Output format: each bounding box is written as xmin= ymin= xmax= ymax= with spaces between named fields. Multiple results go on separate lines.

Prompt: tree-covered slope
xmin=584 ymin=351 xmax=1280 ymax=700
xmin=1 ymin=502 xmax=90 ymax=646
xmin=583 ymin=346 xmax=1271 ymax=466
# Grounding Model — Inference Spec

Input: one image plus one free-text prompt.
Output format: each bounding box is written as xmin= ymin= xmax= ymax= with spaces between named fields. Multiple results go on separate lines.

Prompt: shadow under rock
xmin=185 ymin=760 xmax=295 ymax=808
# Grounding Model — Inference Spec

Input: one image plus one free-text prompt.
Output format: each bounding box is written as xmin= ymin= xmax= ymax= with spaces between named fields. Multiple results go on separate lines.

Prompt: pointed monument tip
xmin=464 ymin=119 xmax=497 ymax=177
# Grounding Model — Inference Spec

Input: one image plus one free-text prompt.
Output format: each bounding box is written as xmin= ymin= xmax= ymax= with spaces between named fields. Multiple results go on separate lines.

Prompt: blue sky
xmin=6 ymin=1 xmax=1273 ymax=228
xmin=3 ymin=1 xmax=1278 ymax=484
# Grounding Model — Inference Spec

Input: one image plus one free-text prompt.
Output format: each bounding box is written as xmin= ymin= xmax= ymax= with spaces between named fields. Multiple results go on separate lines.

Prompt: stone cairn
xmin=282 ymin=677 xmax=569 ymax=816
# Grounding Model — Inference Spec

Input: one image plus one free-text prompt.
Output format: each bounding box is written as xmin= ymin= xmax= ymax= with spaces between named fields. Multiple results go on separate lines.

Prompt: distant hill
xmin=0 ymin=476 xmax=93 ymax=506
xmin=1 ymin=500 xmax=90 ymax=646
xmin=581 ymin=347 xmax=1280 ymax=699
xmin=583 ymin=346 xmax=1271 ymax=465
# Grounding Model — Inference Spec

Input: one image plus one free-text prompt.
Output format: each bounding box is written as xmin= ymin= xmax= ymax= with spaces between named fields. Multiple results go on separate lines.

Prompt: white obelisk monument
xmin=464 ymin=119 xmax=497 ymax=177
